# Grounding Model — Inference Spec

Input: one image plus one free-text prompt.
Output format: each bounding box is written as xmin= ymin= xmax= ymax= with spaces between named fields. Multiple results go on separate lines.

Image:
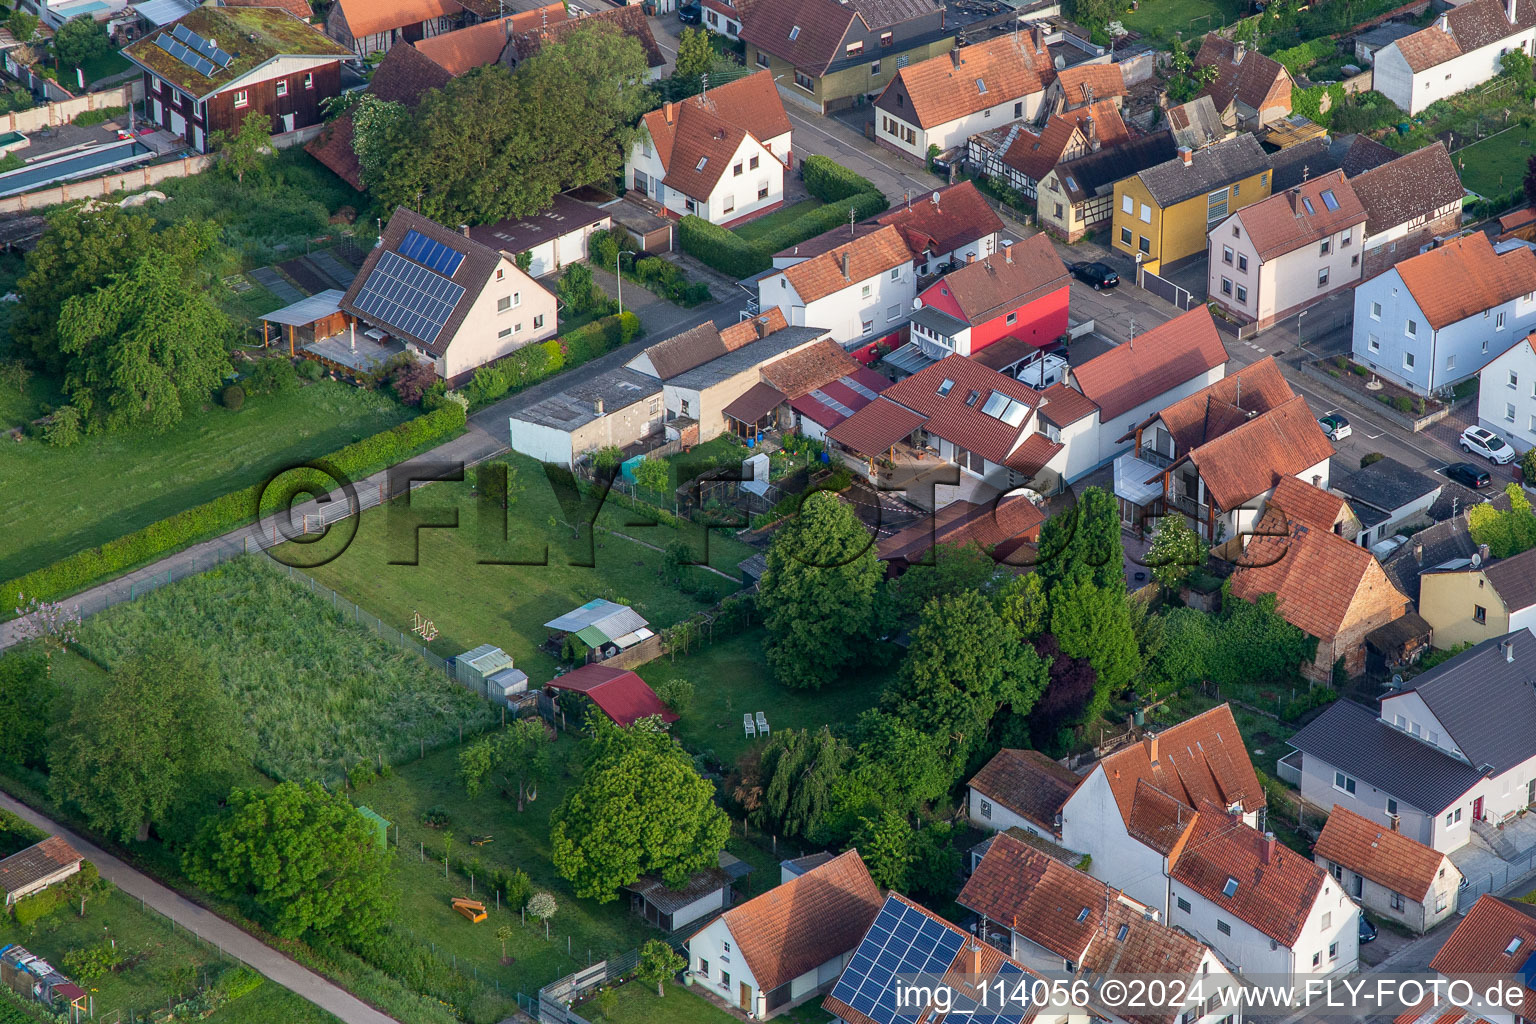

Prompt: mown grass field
xmin=1452 ymin=132 xmax=1534 ymax=197
xmin=732 ymin=200 xmax=827 ymax=243
xmin=73 ymin=557 xmax=496 ymax=785
xmin=1119 ymin=0 xmax=1245 ymax=36
xmin=287 ymin=453 xmax=758 ymax=682
xmin=0 ymin=381 xmax=411 ymax=582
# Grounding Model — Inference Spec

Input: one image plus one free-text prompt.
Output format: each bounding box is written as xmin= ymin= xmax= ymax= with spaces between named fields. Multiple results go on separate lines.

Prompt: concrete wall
xmin=1295 ymin=750 xmax=1437 ymax=847
xmin=689 ymin=918 xmax=764 ymax=1016
xmin=762 ymin=262 xmax=916 ymax=347
xmin=1376 ymin=31 xmax=1536 ymax=115
xmin=967 ymin=785 xmax=1054 ymax=838
xmin=0 ymin=79 xmax=141 ymax=132
xmin=1315 ymin=857 xmax=1459 ymax=933
xmin=1477 ymin=339 xmax=1536 ymax=453
xmin=508 ymin=392 xmax=663 ymax=467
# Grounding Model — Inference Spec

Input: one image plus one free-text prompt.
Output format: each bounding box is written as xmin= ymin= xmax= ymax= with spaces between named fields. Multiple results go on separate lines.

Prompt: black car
xmin=678 ymin=1 xmax=702 ymax=22
xmin=1445 ymin=462 xmax=1492 ymax=489
xmin=1070 ymin=261 xmax=1119 ymax=290
xmin=1359 ymin=915 xmax=1378 ymax=944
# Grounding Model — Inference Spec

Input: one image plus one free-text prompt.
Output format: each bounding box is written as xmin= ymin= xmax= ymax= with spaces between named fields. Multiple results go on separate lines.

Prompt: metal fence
xmin=1457 ymin=849 xmax=1536 ymax=904
xmin=537 ymin=940 xmax=686 ymax=1024
xmin=94 ymin=893 xmax=241 ymax=1024
xmin=1137 ymin=265 xmax=1196 ymax=310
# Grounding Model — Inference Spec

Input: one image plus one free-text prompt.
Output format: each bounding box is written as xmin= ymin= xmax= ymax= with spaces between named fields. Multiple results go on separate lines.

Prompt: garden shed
xmin=455 ymin=645 xmax=514 ymax=691
xmin=0 ymin=835 xmax=82 ymax=907
xmin=543 ymin=599 xmax=654 ymax=664
xmin=543 ymin=663 xmax=677 ymax=727
xmin=0 ymin=945 xmax=87 ymax=1014
xmin=356 ymin=807 xmax=390 ymax=850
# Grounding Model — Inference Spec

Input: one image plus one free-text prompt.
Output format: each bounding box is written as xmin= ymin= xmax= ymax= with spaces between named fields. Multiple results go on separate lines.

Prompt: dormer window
xmin=1223 ymin=878 xmax=1239 ymax=897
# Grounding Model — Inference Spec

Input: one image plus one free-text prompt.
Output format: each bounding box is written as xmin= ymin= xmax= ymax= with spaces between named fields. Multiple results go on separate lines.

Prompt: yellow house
xmin=1112 ymin=134 xmax=1271 ymax=274
xmin=1418 ymin=546 xmax=1536 ymax=650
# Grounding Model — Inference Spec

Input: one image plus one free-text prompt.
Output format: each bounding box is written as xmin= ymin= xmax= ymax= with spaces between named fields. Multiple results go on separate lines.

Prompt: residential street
xmin=0 ymin=789 xmax=404 ymax=1024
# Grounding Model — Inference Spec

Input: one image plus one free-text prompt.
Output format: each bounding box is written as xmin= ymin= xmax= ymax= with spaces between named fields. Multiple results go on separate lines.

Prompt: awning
xmin=825 ymin=399 xmax=927 ymax=457
xmin=573 ymin=625 xmax=610 ymax=648
xmin=610 ymin=627 xmax=655 ymax=649
xmin=722 ymin=382 xmax=785 ymax=424
xmin=1114 ymin=451 xmax=1166 ymax=506
xmin=259 ymin=289 xmax=345 ymax=327
xmin=883 ymin=341 xmax=937 ymax=376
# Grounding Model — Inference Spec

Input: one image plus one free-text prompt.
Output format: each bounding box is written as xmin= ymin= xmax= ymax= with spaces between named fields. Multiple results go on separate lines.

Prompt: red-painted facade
xmin=916 ymin=279 xmax=1070 ymax=355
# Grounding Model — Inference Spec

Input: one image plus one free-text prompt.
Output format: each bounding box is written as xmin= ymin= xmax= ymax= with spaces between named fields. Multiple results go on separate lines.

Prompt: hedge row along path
xmin=0 ymin=788 xmax=404 ymax=1024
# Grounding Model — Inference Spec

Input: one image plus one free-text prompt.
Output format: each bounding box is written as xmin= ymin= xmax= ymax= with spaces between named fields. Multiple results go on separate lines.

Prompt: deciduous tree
xmin=527 ymin=891 xmax=557 ymax=939
xmin=550 ymin=718 xmax=728 ymax=901
xmin=1145 ymin=515 xmax=1208 ymax=592
xmin=759 ymin=491 xmax=884 ymax=689
xmin=50 ymin=646 xmax=247 ymax=843
xmin=210 ymin=111 xmax=273 ymax=184
xmin=754 ymin=726 xmax=850 ymax=840
xmin=1036 ymin=487 xmax=1125 ymax=593
xmin=1050 ymin=575 xmax=1141 ymax=721
xmin=633 ymin=455 xmax=670 ymax=497
xmin=892 ymin=542 xmax=998 ymax=617
xmin=673 ymin=27 xmax=713 ymax=80
xmin=637 ymin=939 xmax=685 ymax=996
xmin=1469 ymin=483 xmax=1536 ymax=558
xmin=0 ymin=654 xmax=54 ymax=768
xmin=457 ymin=718 xmax=551 ymax=811
xmin=51 ymin=14 xmax=107 ymax=70
xmin=850 ymin=809 xmax=914 ymax=889
xmin=185 ymin=781 xmax=392 ymax=943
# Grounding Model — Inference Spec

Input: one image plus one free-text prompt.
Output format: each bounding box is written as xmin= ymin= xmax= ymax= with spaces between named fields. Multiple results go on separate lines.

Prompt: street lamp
xmin=1297 ymin=309 xmax=1308 ymax=349
xmin=616 ymin=249 xmax=636 ymax=315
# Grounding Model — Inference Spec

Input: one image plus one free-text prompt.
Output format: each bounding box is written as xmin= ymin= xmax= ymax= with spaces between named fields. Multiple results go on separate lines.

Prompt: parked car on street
xmin=1444 ymin=462 xmax=1491 ymax=489
xmin=1460 ymin=425 xmax=1517 ymax=465
xmin=1069 ymin=261 xmax=1119 ymax=290
xmin=678 ymin=1 xmax=702 ymax=22
xmin=1359 ymin=915 xmax=1377 ymax=944
xmin=1318 ymin=414 xmax=1351 ymax=441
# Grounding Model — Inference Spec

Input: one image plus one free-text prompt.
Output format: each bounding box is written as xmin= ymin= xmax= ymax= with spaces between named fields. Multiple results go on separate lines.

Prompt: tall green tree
xmin=457 ymin=718 xmax=551 ymax=810
xmin=1145 ymin=607 xmax=1217 ymax=696
xmin=1145 ymin=515 xmax=1208 ymax=592
xmin=1208 ymin=586 xmax=1317 ymax=686
xmin=550 ymin=718 xmax=728 ymax=901
xmin=210 ymin=111 xmax=273 ymax=184
xmin=673 ymin=27 xmax=713 ymax=80
xmin=1469 ymin=483 xmax=1536 ymax=558
xmin=0 ymin=654 xmax=54 ymax=768
xmin=58 ymin=246 xmax=231 ymax=432
xmin=49 ymin=646 xmax=248 ymax=843
xmin=995 ymin=571 xmax=1049 ymax=640
xmin=14 ymin=206 xmax=157 ymax=371
xmin=759 ymin=491 xmax=884 ymax=689
xmin=753 ymin=725 xmax=851 ymax=839
xmin=1049 ymin=575 xmax=1141 ymax=723
xmin=892 ymin=542 xmax=998 ymax=618
xmin=850 ymin=810 xmax=914 ymax=889
xmin=1037 ymin=487 xmax=1125 ymax=593
xmin=882 ymin=591 xmax=1048 ymax=768
xmin=52 ymin=14 xmax=108 ymax=70
xmin=185 ymin=781 xmax=392 ymax=943
xmin=637 ymin=940 xmax=686 ymax=997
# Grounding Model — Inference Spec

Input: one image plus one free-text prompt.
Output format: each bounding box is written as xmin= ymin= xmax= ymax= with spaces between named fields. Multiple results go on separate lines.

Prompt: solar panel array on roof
xmin=946 ymin=960 xmax=1032 ymax=1024
xmin=156 ymin=35 xmax=217 ymax=77
xmin=830 ymin=898 xmax=967 ymax=1024
xmin=399 ymin=229 xmax=465 ymax=277
xmin=353 ymin=250 xmax=465 ymax=344
xmin=171 ymin=22 xmax=233 ymax=68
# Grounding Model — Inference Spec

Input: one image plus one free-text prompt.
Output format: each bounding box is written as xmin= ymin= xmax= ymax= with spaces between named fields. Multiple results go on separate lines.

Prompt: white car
xmin=1460 ymin=425 xmax=1518 ymax=465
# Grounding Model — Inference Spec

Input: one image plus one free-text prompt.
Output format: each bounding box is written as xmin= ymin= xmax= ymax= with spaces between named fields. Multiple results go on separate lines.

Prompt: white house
xmin=1349 ymin=142 xmax=1464 ymax=280
xmin=1284 ymin=632 xmax=1536 ymax=854
xmin=967 ymin=747 xmax=1083 ymax=841
xmin=1207 ymin=170 xmax=1367 ymax=331
xmin=873 ymin=32 xmax=1047 ymax=159
xmin=686 ymin=850 xmax=881 ymax=1020
xmin=1313 ymin=805 xmax=1463 ymax=933
xmin=1352 ymin=233 xmax=1536 ymax=396
xmin=757 ymin=224 xmax=915 ymax=347
xmin=960 ymin=833 xmax=1242 ymax=1024
xmin=1372 ymin=0 xmax=1536 ymax=116
xmin=341 ymin=208 xmax=558 ymax=386
xmin=628 ymin=70 xmax=792 ymax=227
xmin=468 ymin=195 xmax=611 ymax=280
xmin=1055 ymin=704 xmax=1264 ymax=913
xmin=1477 ymin=332 xmax=1536 ymax=453
xmin=1169 ymin=805 xmax=1360 ymax=982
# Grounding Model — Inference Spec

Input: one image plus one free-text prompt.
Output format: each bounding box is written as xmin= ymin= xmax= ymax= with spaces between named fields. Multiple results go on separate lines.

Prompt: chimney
xmin=1480 ymin=543 xmax=1491 ymax=562
xmin=950 ymin=46 xmax=962 ymax=68
xmin=594 ymin=397 xmax=604 ymax=416
xmin=1144 ymin=733 xmax=1159 ymax=765
xmin=970 ymin=941 xmax=982 ymax=977
xmin=840 ymin=252 xmax=850 ymax=279
xmin=1179 ymin=146 xmax=1193 ymax=166
xmin=1085 ymin=115 xmax=1098 ymax=150
xmin=459 ymin=224 xmax=470 ymax=237
xmin=1506 ymin=639 xmax=1517 ymax=663
xmin=1438 ymin=11 xmax=1449 ymax=30
xmin=1262 ymin=831 xmax=1276 ymax=865
xmin=1312 ymin=473 xmax=1322 ymax=487
xmin=1508 ymin=0 xmax=1518 ymax=23
xmin=966 ymin=252 xmax=976 ymax=264
xmin=1004 ymin=243 xmax=1014 ymax=264
xmin=1414 ymin=541 xmax=1424 ymax=564
xmin=1233 ymin=40 xmax=1246 ymax=65
xmin=754 ymin=315 xmax=769 ymax=338
xmin=664 ymin=101 xmax=675 ymax=124
xmin=1390 ymin=816 xmax=1400 ymax=832
xmin=1033 ymin=24 xmax=1045 ymax=53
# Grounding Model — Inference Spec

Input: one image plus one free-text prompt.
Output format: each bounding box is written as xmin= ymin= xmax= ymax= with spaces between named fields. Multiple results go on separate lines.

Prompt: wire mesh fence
xmin=94 ymin=894 xmax=241 ymax=1024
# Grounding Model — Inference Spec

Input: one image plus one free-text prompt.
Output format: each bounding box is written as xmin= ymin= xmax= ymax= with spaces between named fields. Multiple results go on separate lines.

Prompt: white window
xmin=1318 ymin=268 xmax=1330 ymax=287
xmin=1447 ymin=354 xmax=1455 ymax=370
xmin=1221 ymin=277 xmax=1232 ymax=296
xmin=1334 ymin=771 xmax=1357 ymax=795
xmin=498 ymin=327 xmax=512 ymax=339
xmin=1177 ymin=898 xmax=1191 ymax=913
xmin=1320 ymin=238 xmax=1331 ymax=255
xmin=1122 ymin=194 xmax=1133 ymax=214
xmin=1140 ymin=203 xmax=1152 ymax=224
xmin=234 ymin=90 xmax=248 ymax=108
xmin=1322 ymin=912 xmax=1332 ymax=929
xmin=1368 ymin=334 xmax=1380 ymax=352
xmin=1446 ymin=808 xmax=1463 ymax=826
xmin=1498 ymin=311 xmax=1507 ymax=330
xmin=1511 ymin=371 xmax=1520 ymax=389
xmin=276 ymin=80 xmax=288 ymax=98
xmin=1371 ymin=301 xmax=1381 ymax=320
xmin=886 ymin=304 xmax=900 ymax=322
xmin=1238 ymin=254 xmax=1248 ymax=272
xmin=1217 ymin=921 xmax=1231 ymax=936
xmin=980 ymin=799 xmax=992 ymax=819
xmin=1405 ymin=351 xmax=1416 ymax=369
xmin=890 ymin=267 xmax=900 ymax=281
xmin=1507 ymin=403 xmax=1517 ymax=423
xmin=534 ymin=314 xmax=544 ymax=330
xmin=1235 ymin=284 xmax=1247 ymax=303
xmin=1223 ymin=246 xmax=1234 ymax=265
xmin=861 ymin=283 xmax=872 ymax=298
xmin=1330 ymin=943 xmax=1339 ymax=961
xmin=1406 ymin=319 xmax=1418 ymax=338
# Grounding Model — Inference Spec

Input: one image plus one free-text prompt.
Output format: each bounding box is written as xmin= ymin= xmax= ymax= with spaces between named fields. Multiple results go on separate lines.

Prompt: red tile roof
xmin=789 ymin=367 xmax=891 ymax=431
xmin=824 ymin=399 xmax=928 ymax=455
xmin=1081 ymin=901 xmax=1211 ymax=1024
xmin=1185 ymin=394 xmax=1335 ymax=509
xmin=544 ymin=664 xmax=678 ymax=726
xmin=648 ymin=103 xmax=751 ymax=200
xmin=878 ymin=493 xmax=1046 ymax=566
xmin=1054 ymin=63 xmax=1126 ymax=107
xmin=1314 ymin=805 xmax=1451 ymax=901
xmin=1268 ymin=474 xmax=1350 ymax=534
xmin=1394 ymin=232 xmax=1536 ymax=331
xmin=1036 ymin=381 xmax=1098 ymax=426
xmin=1228 ymin=504 xmax=1409 ymax=642
xmin=1430 ymin=895 xmax=1536 ymax=1011
xmin=924 ymin=233 xmax=1070 ymax=324
xmin=1195 ymin=33 xmax=1292 ymax=114
xmin=1126 ymin=778 xmax=1198 ymax=856
xmin=1122 ymin=355 xmax=1294 ymax=450
xmin=1006 ymin=431 xmax=1063 ymax=474
xmin=967 ymin=748 xmax=1081 ymax=833
xmin=780 ymin=225 xmax=914 ymax=304
xmin=642 ymin=71 xmax=791 ymax=179
xmin=1350 ymin=142 xmax=1463 ymax=237
xmin=509 ymin=5 xmax=665 ymax=69
xmin=1097 ymin=704 xmax=1262 ymax=832
xmin=958 ymin=832 xmax=1113 ymax=961
xmin=996 ymin=101 xmax=1127 ymax=183
xmin=1170 ymin=801 xmax=1329 ymax=946
xmin=875 ymin=33 xmax=1045 ymax=129
xmin=415 ymin=7 xmax=566 ymax=74
xmin=759 ymin=339 xmax=860 ymax=398
xmin=1070 ymin=305 xmax=1228 ymax=423
xmin=876 ymin=180 xmax=1003 ymax=258
xmin=1234 ymin=170 xmax=1366 ymax=260
xmin=704 ymin=850 xmax=882 ymax=993
xmin=878 ymin=355 xmax=1041 ymax=463
xmin=332 ymin=0 xmax=461 ymax=41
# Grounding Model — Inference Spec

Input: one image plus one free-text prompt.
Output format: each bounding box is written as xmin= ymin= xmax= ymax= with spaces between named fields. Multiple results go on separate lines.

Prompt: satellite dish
xmin=1391 ymin=674 xmax=1404 ymax=689
xmin=1054 ymin=54 xmax=1066 ymax=69
xmin=931 ymin=191 xmax=941 ymax=205
xmin=913 ymin=297 xmax=923 ymax=310
xmin=1472 ymin=553 xmax=1483 ymax=567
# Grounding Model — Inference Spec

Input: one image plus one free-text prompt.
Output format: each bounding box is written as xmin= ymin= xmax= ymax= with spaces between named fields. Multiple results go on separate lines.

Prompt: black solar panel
xmin=399 ymin=229 xmax=465 ymax=277
xmin=157 ymin=33 xmax=221 ymax=77
xmin=352 ymin=251 xmax=465 ymax=345
xmin=828 ymin=897 xmax=967 ymax=1024
xmin=173 ymin=22 xmax=234 ymax=68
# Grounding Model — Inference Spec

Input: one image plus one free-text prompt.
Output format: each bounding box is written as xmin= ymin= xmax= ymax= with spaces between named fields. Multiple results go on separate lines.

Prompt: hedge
xmin=1271 ymin=37 xmax=1335 ymax=76
xmin=1291 ymin=82 xmax=1346 ymax=127
xmin=802 ymin=154 xmax=881 ymax=203
xmin=0 ymin=402 xmax=468 ymax=610
xmin=464 ymin=312 xmax=641 ymax=407
xmin=679 ymin=189 xmax=890 ymax=277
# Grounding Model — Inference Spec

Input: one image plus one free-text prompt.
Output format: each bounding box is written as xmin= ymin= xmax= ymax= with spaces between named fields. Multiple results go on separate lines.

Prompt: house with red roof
xmin=627 ymin=71 xmax=793 ymax=227
xmin=1428 ymin=894 xmax=1536 ymax=1017
xmin=967 ymin=99 xmax=1129 ymax=201
xmin=686 ymin=850 xmax=881 ymax=1019
xmin=909 ymin=234 xmax=1071 ymax=360
xmin=1313 ymin=805 xmax=1462 ymax=933
xmin=757 ymin=225 xmax=916 ymax=350
xmin=967 ymin=747 xmax=1081 ymax=841
xmin=1208 ymin=170 xmax=1368 ymax=330
xmin=325 ymin=0 xmax=461 ymax=57
xmin=542 ymin=663 xmax=677 ymax=727
xmin=1193 ymin=34 xmax=1293 ymax=130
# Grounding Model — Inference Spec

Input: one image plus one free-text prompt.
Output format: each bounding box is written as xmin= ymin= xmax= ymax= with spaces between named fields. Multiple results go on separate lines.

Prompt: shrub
xmin=421 ymin=806 xmax=451 ymax=829
xmin=1521 ymin=446 xmax=1536 ymax=483
xmin=390 ymin=360 xmax=437 ymax=406
xmin=72 ymin=105 xmax=126 ymax=127
xmin=61 ymin=941 xmax=123 ymax=980
xmin=221 ymin=384 xmax=246 ymax=411
xmin=1360 ymin=452 xmax=1385 ymax=469
xmin=802 ymin=155 xmax=880 ymax=202
xmin=1392 ymin=395 xmax=1414 ymax=413
xmin=244 ymin=357 xmax=298 ymax=395
xmin=297 ymin=359 xmax=324 ymax=381
xmin=1281 ymin=686 xmax=1338 ymax=723
xmin=464 ymin=314 xmax=639 ymax=408
xmin=0 ymin=403 xmax=466 ymax=609
xmin=43 ymin=405 xmax=81 ymax=447
xmin=214 ymin=966 xmax=264 ymax=1002
xmin=678 ymin=215 xmax=764 ymax=277
xmin=655 ymin=677 xmax=695 ymax=714
xmin=1272 ymin=37 xmax=1336 ymax=75
xmin=1351 ymin=363 xmax=1369 ymax=376
xmin=679 ymin=189 xmax=889 ymax=277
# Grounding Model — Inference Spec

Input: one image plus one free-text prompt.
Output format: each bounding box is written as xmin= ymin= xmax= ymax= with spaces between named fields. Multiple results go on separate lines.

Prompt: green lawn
xmin=0 ymin=379 xmax=412 ymax=581
xmin=635 ymin=629 xmax=883 ymax=766
xmin=211 ymin=982 xmax=343 ymax=1024
xmin=1452 ymin=132 xmax=1533 ymax=197
xmin=290 ymin=452 xmax=757 ymax=682
xmin=1120 ymin=0 xmax=1245 ymax=37
xmin=732 ymin=200 xmax=826 ymax=243
xmin=590 ymin=980 xmax=738 ymax=1023
xmin=68 ymin=46 xmax=132 ymax=88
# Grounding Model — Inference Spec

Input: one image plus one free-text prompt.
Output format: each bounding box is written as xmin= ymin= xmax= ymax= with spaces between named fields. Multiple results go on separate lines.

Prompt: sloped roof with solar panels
xmin=341 ymin=207 xmax=512 ymax=357
xmin=124 ymin=5 xmax=350 ymax=100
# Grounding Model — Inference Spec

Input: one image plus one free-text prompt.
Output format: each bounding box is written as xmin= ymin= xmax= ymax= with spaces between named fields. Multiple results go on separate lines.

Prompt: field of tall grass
xmin=75 ymin=557 xmax=496 ymax=785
